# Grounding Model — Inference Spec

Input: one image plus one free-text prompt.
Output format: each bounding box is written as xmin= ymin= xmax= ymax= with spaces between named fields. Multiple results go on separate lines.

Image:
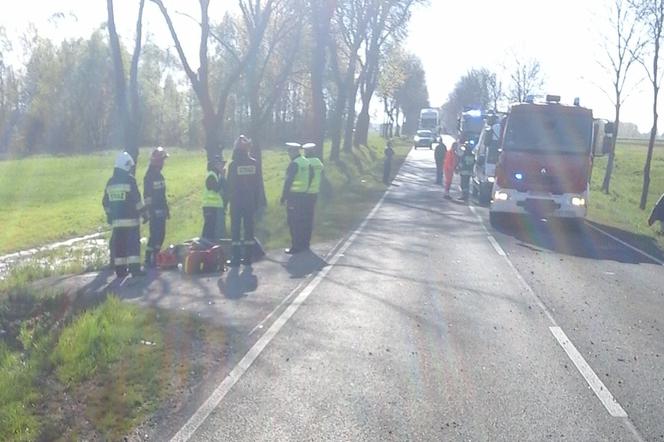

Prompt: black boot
xmin=229 ymin=245 xmax=241 ymax=267
xmin=144 ymin=250 xmax=153 ymax=268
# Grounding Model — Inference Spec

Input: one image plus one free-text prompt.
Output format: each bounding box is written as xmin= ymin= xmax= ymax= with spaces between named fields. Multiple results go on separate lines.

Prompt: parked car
xmin=414 ymin=129 xmax=434 ymax=149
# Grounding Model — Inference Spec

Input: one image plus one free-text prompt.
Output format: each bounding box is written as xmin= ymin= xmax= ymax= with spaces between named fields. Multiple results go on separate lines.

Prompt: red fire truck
xmin=489 ymin=95 xmax=595 ymax=225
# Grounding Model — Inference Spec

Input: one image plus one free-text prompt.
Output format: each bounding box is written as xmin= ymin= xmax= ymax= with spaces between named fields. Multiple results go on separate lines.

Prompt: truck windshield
xmin=503 ymin=108 xmax=592 ymax=154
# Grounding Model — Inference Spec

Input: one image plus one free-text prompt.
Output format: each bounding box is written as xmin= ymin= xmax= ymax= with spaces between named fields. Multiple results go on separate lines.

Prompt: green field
xmin=589 ymin=142 xmax=664 ymax=251
xmin=0 ymin=135 xmax=410 ymax=256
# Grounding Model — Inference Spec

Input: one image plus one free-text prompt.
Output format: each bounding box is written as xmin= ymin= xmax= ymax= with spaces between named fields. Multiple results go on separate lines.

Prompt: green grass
xmin=0 ymin=288 xmax=226 ymax=441
xmin=0 ymin=135 xmax=410 ymax=256
xmin=589 ymin=142 xmax=664 ymax=251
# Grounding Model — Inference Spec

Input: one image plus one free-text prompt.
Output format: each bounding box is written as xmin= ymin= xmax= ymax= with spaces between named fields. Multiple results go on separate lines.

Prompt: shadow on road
xmin=219 ymin=266 xmax=258 ymax=299
xmin=284 ymin=250 xmax=328 ymax=279
xmin=492 ymin=215 xmax=663 ymax=265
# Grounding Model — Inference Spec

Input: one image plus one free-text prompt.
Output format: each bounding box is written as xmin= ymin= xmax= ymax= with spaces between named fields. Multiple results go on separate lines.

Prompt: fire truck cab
xmin=489 ymin=95 xmax=594 ymax=225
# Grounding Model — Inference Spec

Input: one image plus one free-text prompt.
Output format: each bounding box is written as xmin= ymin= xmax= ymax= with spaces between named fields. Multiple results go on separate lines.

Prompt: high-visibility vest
xmin=291 ymin=156 xmax=310 ymax=193
xmin=307 ymin=157 xmax=324 ymax=194
xmin=202 ymin=171 xmax=223 ymax=208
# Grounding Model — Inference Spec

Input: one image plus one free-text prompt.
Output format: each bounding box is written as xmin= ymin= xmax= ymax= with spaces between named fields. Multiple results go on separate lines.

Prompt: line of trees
xmin=0 ymin=0 xmax=430 ymax=163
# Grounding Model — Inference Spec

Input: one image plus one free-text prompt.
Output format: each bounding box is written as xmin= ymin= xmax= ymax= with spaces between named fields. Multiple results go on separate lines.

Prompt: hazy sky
xmin=0 ymin=0 xmax=656 ymax=132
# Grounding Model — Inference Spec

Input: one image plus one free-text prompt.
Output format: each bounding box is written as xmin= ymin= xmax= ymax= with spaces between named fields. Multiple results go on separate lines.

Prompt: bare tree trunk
xmin=309 ymin=1 xmax=334 ymax=158
xmin=602 ymin=103 xmax=620 ymax=193
xmin=355 ymin=97 xmax=371 ymax=146
xmin=641 ymin=86 xmax=658 ymax=209
xmin=343 ymin=78 xmax=359 ymax=152
xmin=107 ymin=0 xmax=145 ymax=163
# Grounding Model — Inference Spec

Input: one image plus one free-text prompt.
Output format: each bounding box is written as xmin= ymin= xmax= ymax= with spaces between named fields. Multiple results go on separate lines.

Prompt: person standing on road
xmin=648 ymin=192 xmax=664 ymax=233
xmin=458 ymin=142 xmax=476 ymax=201
xmin=201 ymin=154 xmax=226 ymax=243
xmin=443 ymin=142 xmax=458 ymax=199
xmin=383 ymin=140 xmax=395 ymax=185
xmin=281 ymin=143 xmax=312 ymax=254
xmin=434 ymin=141 xmax=446 ymax=185
xmin=103 ymin=151 xmax=147 ymax=278
xmin=226 ymin=135 xmax=261 ymax=267
xmin=143 ymin=147 xmax=169 ymax=268
xmin=304 ymin=143 xmax=324 ymax=250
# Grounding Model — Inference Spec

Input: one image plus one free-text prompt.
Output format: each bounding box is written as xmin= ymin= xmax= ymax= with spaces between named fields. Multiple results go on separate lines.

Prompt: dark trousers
xmin=230 ymin=204 xmax=255 ymax=262
xmin=202 ymin=207 xmax=219 ymax=242
xmin=111 ymin=226 xmax=141 ymax=276
xmin=383 ymin=160 xmax=392 ymax=184
xmin=460 ymin=174 xmax=471 ymax=197
xmin=287 ymin=193 xmax=308 ymax=251
xmin=147 ymin=214 xmax=166 ymax=253
xmin=435 ymin=161 xmax=443 ymax=184
xmin=304 ymin=193 xmax=318 ymax=248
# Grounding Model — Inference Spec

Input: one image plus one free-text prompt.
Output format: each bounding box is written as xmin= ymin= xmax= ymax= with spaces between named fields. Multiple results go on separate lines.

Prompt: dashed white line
xmin=487 ymin=234 xmax=507 ymax=256
xmin=549 ymin=326 xmax=628 ymax=418
xmin=469 ymin=205 xmax=643 ymax=438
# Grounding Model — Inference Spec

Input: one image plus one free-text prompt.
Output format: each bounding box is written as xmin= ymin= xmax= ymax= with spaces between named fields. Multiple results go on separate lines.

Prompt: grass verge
xmin=589 ymin=142 xmax=664 ymax=252
xmin=0 ymin=288 xmax=225 ymax=441
xmin=0 ymin=134 xmax=410 ymax=256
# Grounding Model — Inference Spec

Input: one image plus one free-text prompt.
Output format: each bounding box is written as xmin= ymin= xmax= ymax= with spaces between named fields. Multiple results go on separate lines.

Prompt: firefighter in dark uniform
xmin=434 ymin=141 xmax=446 ymax=185
xmin=303 ymin=143 xmax=323 ymax=250
xmin=648 ymin=192 xmax=664 ymax=233
xmin=383 ymin=140 xmax=394 ymax=185
xmin=143 ymin=146 xmax=169 ymax=268
xmin=458 ymin=142 xmax=476 ymax=201
xmin=103 ymin=151 xmax=146 ymax=278
xmin=226 ymin=135 xmax=261 ymax=266
xmin=201 ymin=154 xmax=226 ymax=243
xmin=281 ymin=143 xmax=312 ymax=254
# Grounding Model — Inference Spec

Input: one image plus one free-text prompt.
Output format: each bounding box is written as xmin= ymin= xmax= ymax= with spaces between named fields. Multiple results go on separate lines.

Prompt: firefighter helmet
xmin=234 ymin=135 xmax=252 ymax=151
xmin=150 ymin=146 xmax=169 ymax=166
xmin=114 ymin=151 xmax=135 ymax=172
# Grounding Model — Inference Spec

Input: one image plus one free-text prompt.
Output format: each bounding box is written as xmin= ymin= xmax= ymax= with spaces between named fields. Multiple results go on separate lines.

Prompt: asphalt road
xmin=171 ymin=147 xmax=664 ymax=441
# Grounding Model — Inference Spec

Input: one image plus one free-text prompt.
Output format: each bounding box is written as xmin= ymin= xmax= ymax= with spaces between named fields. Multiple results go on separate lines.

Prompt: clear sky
xmin=0 ymin=0 xmax=657 ymax=132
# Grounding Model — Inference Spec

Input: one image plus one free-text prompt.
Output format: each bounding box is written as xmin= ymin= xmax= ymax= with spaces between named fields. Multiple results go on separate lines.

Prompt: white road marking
xmin=248 ymin=236 xmax=347 ymax=337
xmin=586 ymin=223 xmax=663 ymax=266
xmin=170 ymin=184 xmax=394 ymax=442
xmin=487 ymin=234 xmax=507 ymax=256
xmin=549 ymin=326 xmax=628 ymax=418
xmin=469 ymin=205 xmax=642 ymax=437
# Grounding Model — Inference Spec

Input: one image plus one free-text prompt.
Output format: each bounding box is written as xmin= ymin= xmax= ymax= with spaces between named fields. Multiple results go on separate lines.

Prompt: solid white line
xmin=586 ymin=223 xmax=663 ymax=266
xmin=549 ymin=327 xmax=628 ymax=418
xmin=170 ymin=188 xmax=393 ymax=442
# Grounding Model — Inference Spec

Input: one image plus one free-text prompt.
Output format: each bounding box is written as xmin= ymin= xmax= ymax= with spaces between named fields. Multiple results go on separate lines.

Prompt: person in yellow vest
xmin=303 ymin=143 xmax=323 ymax=250
xmin=201 ymin=154 xmax=226 ymax=243
xmin=280 ymin=143 xmax=312 ymax=254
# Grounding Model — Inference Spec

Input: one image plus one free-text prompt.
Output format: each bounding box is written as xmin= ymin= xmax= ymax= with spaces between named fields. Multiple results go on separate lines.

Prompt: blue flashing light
xmin=514 ymin=173 xmax=524 ymax=181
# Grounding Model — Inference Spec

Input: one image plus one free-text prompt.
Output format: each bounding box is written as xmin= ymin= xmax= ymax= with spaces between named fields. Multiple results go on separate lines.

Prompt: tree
xmin=599 ymin=0 xmax=643 ymax=194
xmin=328 ymin=0 xmax=371 ymax=160
xmin=395 ymin=53 xmax=428 ymax=135
xmin=107 ymin=0 xmax=145 ymax=162
xmin=354 ymin=0 xmax=421 ymax=147
xmin=440 ymin=68 xmax=495 ymax=134
xmin=308 ymin=0 xmax=336 ymax=157
xmin=507 ymin=57 xmax=543 ymax=103
xmin=377 ymin=45 xmax=407 ymax=137
xmin=631 ymin=0 xmax=664 ymax=210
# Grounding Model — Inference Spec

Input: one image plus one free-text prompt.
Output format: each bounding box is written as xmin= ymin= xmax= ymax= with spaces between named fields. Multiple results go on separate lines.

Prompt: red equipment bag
xmin=183 ymin=245 xmax=225 ymax=275
xmin=156 ymin=246 xmax=179 ymax=270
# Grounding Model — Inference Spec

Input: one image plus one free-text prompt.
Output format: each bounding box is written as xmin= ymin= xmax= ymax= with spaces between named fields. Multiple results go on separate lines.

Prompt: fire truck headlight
xmin=494 ymin=191 xmax=509 ymax=201
xmin=414 ymin=136 xmax=420 ymax=142
xmin=571 ymin=196 xmax=586 ymax=207
xmin=514 ymin=173 xmax=524 ymax=181
xmin=488 ymin=176 xmax=496 ymax=183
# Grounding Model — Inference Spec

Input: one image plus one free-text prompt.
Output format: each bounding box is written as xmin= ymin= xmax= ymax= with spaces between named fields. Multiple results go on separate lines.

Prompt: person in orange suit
xmin=443 ymin=142 xmax=458 ymax=199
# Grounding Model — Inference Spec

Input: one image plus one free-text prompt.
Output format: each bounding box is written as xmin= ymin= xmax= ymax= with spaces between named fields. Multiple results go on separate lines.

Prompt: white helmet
xmin=114 ymin=151 xmax=135 ymax=172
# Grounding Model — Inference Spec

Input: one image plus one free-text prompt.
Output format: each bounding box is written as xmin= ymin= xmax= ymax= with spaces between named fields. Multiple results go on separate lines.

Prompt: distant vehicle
xmin=490 ymin=95 xmax=596 ymax=225
xmin=414 ymin=129 xmax=435 ymax=149
xmin=418 ymin=108 xmax=441 ymax=141
xmin=472 ymin=112 xmax=506 ymax=204
xmin=458 ymin=109 xmax=484 ymax=145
